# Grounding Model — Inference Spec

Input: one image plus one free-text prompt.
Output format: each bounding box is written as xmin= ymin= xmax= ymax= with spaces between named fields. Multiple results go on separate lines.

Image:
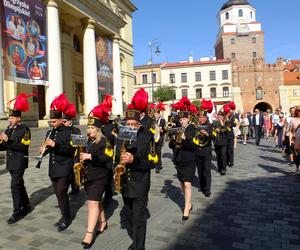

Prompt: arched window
xmin=226 ymin=12 xmax=229 ymax=20
xmin=239 ymin=9 xmax=243 ymax=17
xmin=252 ymin=37 xmax=256 ymax=43
xmin=73 ymin=35 xmax=80 ymax=52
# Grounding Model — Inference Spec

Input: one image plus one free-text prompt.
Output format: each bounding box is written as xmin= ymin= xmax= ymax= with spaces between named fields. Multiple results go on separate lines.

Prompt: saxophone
xmin=113 ymin=140 xmax=127 ymax=193
xmin=73 ymin=145 xmax=86 ymax=187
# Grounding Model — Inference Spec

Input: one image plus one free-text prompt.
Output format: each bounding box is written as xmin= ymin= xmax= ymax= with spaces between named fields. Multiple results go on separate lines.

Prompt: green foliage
xmin=154 ymin=85 xmax=174 ymax=102
xmin=192 ymin=99 xmax=201 ymax=108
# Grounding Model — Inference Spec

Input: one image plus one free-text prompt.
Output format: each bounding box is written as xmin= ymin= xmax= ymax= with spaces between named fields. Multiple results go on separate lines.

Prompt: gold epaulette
xmin=21 ymin=138 xmax=31 ymax=145
xmin=148 ymin=153 xmax=158 ymax=164
xmin=149 ymin=127 xmax=156 ymax=135
xmin=193 ymin=137 xmax=200 ymax=146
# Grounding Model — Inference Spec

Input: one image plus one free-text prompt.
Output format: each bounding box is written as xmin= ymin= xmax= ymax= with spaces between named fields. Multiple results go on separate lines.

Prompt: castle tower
xmin=215 ymin=0 xmax=265 ymax=64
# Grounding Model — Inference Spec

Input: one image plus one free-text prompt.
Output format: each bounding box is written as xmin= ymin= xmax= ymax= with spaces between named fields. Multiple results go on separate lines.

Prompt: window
xmin=169 ymin=73 xmax=175 ymax=83
xmin=196 ymin=88 xmax=202 ymax=99
xmin=239 ymin=9 xmax=243 ymax=17
xmin=223 ymin=87 xmax=229 ymax=97
xmin=222 ymin=70 xmax=229 ymax=80
xmin=293 ymin=89 xmax=299 ymax=96
xmin=195 ymin=72 xmax=201 ymax=81
xmin=173 ymin=90 xmax=176 ymax=100
xmin=181 ymin=73 xmax=187 ymax=83
xmin=231 ymin=53 xmax=236 ymax=59
xmin=256 ymin=88 xmax=263 ymax=100
xmin=226 ymin=12 xmax=229 ymax=20
xmin=152 ymin=72 xmax=157 ymax=83
xmin=181 ymin=89 xmax=188 ymax=98
xmin=252 ymin=37 xmax=256 ymax=43
xmin=252 ymin=52 xmax=257 ymax=58
xmin=210 ymin=71 xmax=216 ymax=81
xmin=142 ymin=74 xmax=148 ymax=84
xmin=73 ymin=35 xmax=80 ymax=52
xmin=134 ymin=76 xmax=137 ymax=85
xmin=250 ymin=11 xmax=253 ymax=18
xmin=210 ymin=88 xmax=216 ymax=98
xmin=231 ymin=38 xmax=235 ymax=44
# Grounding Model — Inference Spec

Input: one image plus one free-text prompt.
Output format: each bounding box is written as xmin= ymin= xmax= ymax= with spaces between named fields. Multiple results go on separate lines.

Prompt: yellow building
xmin=0 ymin=0 xmax=136 ymax=128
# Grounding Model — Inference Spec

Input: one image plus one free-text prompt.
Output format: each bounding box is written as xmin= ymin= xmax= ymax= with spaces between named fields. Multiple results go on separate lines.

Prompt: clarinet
xmin=35 ymin=128 xmax=54 ymax=169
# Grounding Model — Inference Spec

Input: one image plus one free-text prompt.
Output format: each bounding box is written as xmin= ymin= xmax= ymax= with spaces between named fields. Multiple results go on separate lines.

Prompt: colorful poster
xmin=1 ymin=0 xmax=47 ymax=85
xmin=96 ymin=36 xmax=113 ymax=102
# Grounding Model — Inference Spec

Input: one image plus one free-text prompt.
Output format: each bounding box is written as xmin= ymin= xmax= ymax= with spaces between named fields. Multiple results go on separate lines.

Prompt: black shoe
xmin=155 ymin=169 xmax=160 ymax=173
xmin=220 ymin=171 xmax=226 ymax=176
xmin=21 ymin=204 xmax=32 ymax=216
xmin=182 ymin=205 xmax=193 ymax=221
xmin=53 ymin=217 xmax=64 ymax=227
xmin=204 ymin=192 xmax=211 ymax=197
xmin=7 ymin=213 xmax=23 ymax=224
xmin=69 ymin=188 xmax=80 ymax=195
xmin=127 ymin=244 xmax=134 ymax=250
xmin=57 ymin=222 xmax=70 ymax=232
xmin=228 ymin=162 xmax=234 ymax=167
xmin=96 ymin=222 xmax=108 ymax=236
xmin=81 ymin=232 xmax=94 ymax=249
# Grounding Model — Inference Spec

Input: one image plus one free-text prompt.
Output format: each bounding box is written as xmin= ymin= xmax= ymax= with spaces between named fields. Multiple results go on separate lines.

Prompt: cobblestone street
xmin=0 ymin=130 xmax=300 ymax=250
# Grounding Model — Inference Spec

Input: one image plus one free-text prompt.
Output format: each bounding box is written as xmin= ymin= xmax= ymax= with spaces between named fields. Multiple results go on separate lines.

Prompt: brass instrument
xmin=190 ymin=113 xmax=199 ymax=127
xmin=114 ymin=140 xmax=126 ymax=193
xmin=35 ymin=128 xmax=54 ymax=169
xmin=165 ymin=115 xmax=176 ymax=129
xmin=167 ymin=126 xmax=185 ymax=148
xmin=72 ymin=134 xmax=89 ymax=187
xmin=149 ymin=120 xmax=160 ymax=143
xmin=148 ymin=140 xmax=158 ymax=164
xmin=193 ymin=125 xmax=209 ymax=147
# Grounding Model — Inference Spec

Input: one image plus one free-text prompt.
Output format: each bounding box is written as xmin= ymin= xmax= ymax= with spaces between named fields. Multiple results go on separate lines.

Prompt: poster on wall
xmin=95 ymin=35 xmax=113 ymax=102
xmin=1 ymin=0 xmax=48 ymax=85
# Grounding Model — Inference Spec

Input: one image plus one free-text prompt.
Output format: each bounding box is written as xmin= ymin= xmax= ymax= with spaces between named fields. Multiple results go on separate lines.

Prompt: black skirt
xmin=175 ymin=162 xmax=196 ymax=183
xmin=84 ymin=177 xmax=108 ymax=201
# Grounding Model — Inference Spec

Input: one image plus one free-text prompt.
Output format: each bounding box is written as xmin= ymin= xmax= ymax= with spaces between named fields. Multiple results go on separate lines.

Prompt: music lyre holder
xmin=117 ymin=125 xmax=138 ymax=142
xmin=71 ymin=134 xmax=88 ymax=147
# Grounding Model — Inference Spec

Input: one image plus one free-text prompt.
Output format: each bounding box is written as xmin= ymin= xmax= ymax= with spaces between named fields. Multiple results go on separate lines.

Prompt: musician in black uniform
xmin=153 ymin=104 xmax=166 ymax=173
xmin=213 ymin=111 xmax=229 ymax=175
xmin=120 ymin=109 xmax=155 ymax=250
xmin=80 ymin=104 xmax=113 ymax=248
xmin=169 ymin=109 xmax=196 ymax=221
xmin=43 ymin=98 xmax=75 ymax=232
xmin=194 ymin=105 xmax=214 ymax=197
xmin=61 ymin=103 xmax=81 ymax=195
xmin=224 ymin=104 xmax=236 ymax=167
xmin=0 ymin=94 xmax=31 ymax=224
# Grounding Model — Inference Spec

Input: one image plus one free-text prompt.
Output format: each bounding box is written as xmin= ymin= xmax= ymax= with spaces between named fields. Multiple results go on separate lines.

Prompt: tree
xmin=192 ymin=99 xmax=201 ymax=108
xmin=154 ymin=85 xmax=174 ymax=102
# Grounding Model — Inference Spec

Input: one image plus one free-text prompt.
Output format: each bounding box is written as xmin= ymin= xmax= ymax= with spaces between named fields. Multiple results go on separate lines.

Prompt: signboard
xmin=95 ymin=35 xmax=113 ymax=102
xmin=1 ymin=0 xmax=48 ymax=85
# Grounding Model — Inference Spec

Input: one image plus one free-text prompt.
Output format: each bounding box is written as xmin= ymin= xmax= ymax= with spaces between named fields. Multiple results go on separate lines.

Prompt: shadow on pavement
xmin=161 ymin=179 xmax=184 ymax=211
xmin=0 ymin=168 xmax=8 ymax=175
xmin=29 ymin=184 xmax=53 ymax=211
xmin=162 ymin=152 xmax=173 ymax=160
xmin=168 ymin=165 xmax=300 ymax=250
xmin=69 ymin=189 xmax=87 ymax=221
xmin=260 ymin=155 xmax=288 ymax=164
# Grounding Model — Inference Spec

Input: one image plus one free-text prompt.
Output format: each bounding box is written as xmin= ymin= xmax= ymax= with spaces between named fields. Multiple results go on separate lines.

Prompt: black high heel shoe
xmin=81 ymin=232 xmax=94 ymax=249
xmin=96 ymin=221 xmax=108 ymax=236
xmin=182 ymin=205 xmax=193 ymax=221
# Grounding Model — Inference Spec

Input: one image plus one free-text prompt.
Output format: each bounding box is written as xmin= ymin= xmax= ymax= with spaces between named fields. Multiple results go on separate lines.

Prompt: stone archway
xmin=253 ymin=102 xmax=273 ymax=113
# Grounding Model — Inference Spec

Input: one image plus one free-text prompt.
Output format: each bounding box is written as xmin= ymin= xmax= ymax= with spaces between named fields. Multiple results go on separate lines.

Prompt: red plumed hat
xmin=102 ymin=94 xmax=113 ymax=112
xmin=127 ymin=103 xmax=134 ymax=110
xmin=180 ymin=96 xmax=191 ymax=110
xmin=63 ymin=103 xmax=77 ymax=120
xmin=50 ymin=93 xmax=69 ymax=119
xmin=171 ymin=101 xmax=185 ymax=111
xmin=189 ymin=104 xmax=198 ymax=114
xmin=149 ymin=103 xmax=157 ymax=111
xmin=88 ymin=104 xmax=110 ymax=128
xmin=223 ymin=104 xmax=231 ymax=114
xmin=157 ymin=102 xmax=166 ymax=112
xmin=229 ymin=101 xmax=236 ymax=111
xmin=131 ymin=88 xmax=148 ymax=112
xmin=7 ymin=93 xmax=33 ymax=117
xmin=200 ymin=99 xmax=214 ymax=115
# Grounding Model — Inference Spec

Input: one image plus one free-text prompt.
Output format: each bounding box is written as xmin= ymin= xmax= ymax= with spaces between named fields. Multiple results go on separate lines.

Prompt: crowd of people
xmin=0 ymin=89 xmax=299 ymax=250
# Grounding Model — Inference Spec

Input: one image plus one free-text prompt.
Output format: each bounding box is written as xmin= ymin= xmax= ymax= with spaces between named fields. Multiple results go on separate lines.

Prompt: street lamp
xmin=148 ymin=39 xmax=161 ymax=102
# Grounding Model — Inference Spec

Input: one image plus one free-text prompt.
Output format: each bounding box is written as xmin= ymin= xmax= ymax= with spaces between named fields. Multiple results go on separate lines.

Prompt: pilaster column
xmin=45 ymin=0 xmax=63 ymax=117
xmin=112 ymin=34 xmax=123 ymax=115
xmin=0 ymin=21 xmax=6 ymax=118
xmin=82 ymin=18 xmax=98 ymax=116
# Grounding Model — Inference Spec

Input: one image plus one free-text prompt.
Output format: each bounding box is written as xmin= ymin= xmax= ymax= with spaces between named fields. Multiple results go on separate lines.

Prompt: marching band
xmin=1 ymin=88 xmax=242 ymax=250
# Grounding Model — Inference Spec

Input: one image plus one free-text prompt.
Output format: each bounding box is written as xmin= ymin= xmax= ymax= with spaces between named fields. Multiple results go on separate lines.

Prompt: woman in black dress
xmin=169 ymin=110 xmax=196 ymax=221
xmin=80 ymin=105 xmax=113 ymax=248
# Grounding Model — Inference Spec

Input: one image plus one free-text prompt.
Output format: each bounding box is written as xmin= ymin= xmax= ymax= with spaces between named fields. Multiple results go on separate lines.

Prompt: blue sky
xmin=131 ymin=0 xmax=300 ymax=66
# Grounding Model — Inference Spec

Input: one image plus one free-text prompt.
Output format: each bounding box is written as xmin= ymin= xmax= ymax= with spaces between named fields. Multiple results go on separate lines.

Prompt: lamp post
xmin=148 ymin=39 xmax=161 ymax=102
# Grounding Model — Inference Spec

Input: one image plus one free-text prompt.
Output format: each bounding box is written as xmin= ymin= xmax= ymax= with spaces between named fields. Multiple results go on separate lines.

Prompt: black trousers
xmin=254 ymin=126 xmax=262 ymax=145
xmin=195 ymin=155 xmax=211 ymax=193
xmin=123 ymin=195 xmax=148 ymax=250
xmin=9 ymin=169 xmax=29 ymax=215
xmin=51 ymin=176 xmax=71 ymax=223
xmin=155 ymin=136 xmax=164 ymax=170
xmin=104 ymin=169 xmax=113 ymax=200
xmin=227 ymin=136 xmax=234 ymax=165
xmin=215 ymin=145 xmax=227 ymax=173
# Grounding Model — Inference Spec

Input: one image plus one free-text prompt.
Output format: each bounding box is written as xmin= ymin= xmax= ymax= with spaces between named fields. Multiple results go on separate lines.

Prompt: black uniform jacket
xmin=45 ymin=126 xmax=75 ymax=178
xmin=169 ymin=123 xmax=196 ymax=163
xmin=140 ymin=115 xmax=152 ymax=131
xmin=84 ymin=137 xmax=113 ymax=181
xmin=194 ymin=122 xmax=213 ymax=157
xmin=0 ymin=124 xmax=31 ymax=170
xmin=122 ymin=127 xmax=154 ymax=198
xmin=226 ymin=114 xmax=236 ymax=139
xmin=70 ymin=125 xmax=81 ymax=163
xmin=213 ymin=121 xmax=228 ymax=146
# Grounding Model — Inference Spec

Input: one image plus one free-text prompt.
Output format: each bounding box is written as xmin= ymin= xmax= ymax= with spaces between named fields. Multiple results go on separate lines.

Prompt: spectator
xmin=240 ymin=113 xmax=249 ymax=145
xmin=263 ymin=111 xmax=271 ymax=139
xmin=272 ymin=109 xmax=280 ymax=147
xmin=277 ymin=113 xmax=285 ymax=151
xmin=252 ymin=109 xmax=264 ymax=146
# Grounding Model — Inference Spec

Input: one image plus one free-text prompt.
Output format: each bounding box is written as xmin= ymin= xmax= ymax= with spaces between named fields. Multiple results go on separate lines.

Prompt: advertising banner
xmin=96 ymin=35 xmax=113 ymax=102
xmin=1 ymin=0 xmax=48 ymax=85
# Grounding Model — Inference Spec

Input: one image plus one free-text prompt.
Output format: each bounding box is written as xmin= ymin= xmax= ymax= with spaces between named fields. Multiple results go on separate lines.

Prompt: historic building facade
xmin=215 ymin=0 xmax=285 ymax=112
xmin=0 ymin=0 xmax=136 ymax=127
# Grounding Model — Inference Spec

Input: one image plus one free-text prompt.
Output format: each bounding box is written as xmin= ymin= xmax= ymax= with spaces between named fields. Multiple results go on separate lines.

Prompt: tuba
xmin=114 ymin=141 xmax=126 ymax=193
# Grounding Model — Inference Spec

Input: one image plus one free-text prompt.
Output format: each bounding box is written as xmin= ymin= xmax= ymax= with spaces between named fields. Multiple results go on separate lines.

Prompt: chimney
xmin=189 ymin=51 xmax=194 ymax=63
